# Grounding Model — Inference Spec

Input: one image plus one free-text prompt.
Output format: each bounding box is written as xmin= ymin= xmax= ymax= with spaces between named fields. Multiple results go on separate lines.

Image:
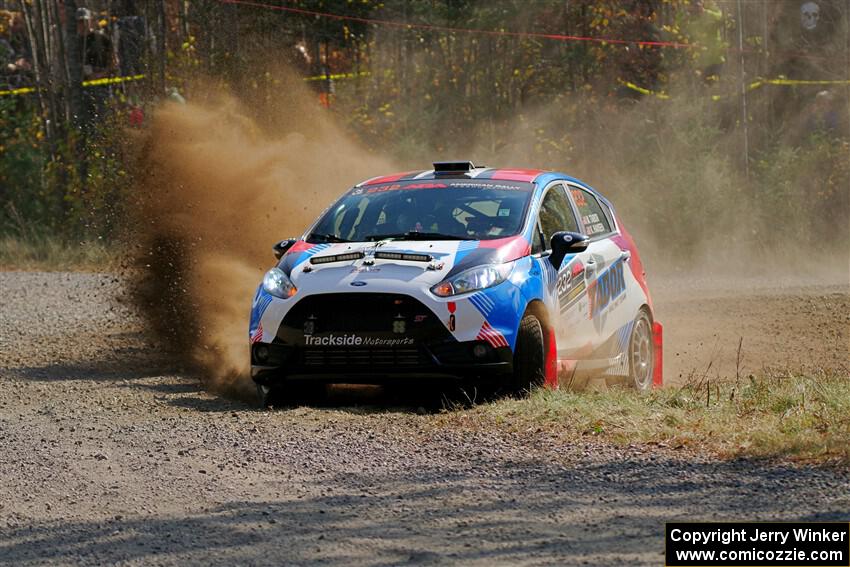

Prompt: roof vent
xmin=433 ymin=161 xmax=478 ymax=175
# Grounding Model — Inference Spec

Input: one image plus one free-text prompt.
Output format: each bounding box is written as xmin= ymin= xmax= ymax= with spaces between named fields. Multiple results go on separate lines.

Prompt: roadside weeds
xmin=438 ymin=369 xmax=850 ymax=465
xmin=0 ymin=236 xmax=118 ymax=272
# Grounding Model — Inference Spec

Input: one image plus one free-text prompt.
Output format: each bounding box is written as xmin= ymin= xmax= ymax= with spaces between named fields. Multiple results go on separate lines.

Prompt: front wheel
xmin=508 ymin=315 xmax=546 ymax=395
xmin=256 ymin=383 xmax=274 ymax=408
xmin=629 ymin=310 xmax=654 ymax=392
xmin=255 ymin=381 xmax=326 ymax=409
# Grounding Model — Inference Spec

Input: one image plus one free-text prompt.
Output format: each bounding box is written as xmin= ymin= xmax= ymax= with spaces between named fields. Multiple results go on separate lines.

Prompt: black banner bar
xmin=666 ymin=522 xmax=850 ymax=567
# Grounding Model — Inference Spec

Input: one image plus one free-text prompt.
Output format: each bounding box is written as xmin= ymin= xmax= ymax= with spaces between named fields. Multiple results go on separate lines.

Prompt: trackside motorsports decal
xmin=305 ymin=333 xmax=414 ymax=347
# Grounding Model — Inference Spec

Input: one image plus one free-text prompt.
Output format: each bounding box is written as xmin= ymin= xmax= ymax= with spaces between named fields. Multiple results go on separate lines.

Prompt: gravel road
xmin=0 ymin=272 xmax=848 ymax=566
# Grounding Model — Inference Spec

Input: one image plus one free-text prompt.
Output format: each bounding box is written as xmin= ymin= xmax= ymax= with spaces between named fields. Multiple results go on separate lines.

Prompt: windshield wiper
xmin=365 ymin=231 xmax=466 ymax=241
xmin=308 ymin=232 xmax=350 ymax=243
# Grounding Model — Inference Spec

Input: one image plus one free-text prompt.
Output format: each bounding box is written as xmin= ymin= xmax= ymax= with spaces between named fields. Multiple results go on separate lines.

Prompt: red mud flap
xmin=652 ymin=321 xmax=664 ymax=387
xmin=544 ymin=328 xmax=559 ymax=389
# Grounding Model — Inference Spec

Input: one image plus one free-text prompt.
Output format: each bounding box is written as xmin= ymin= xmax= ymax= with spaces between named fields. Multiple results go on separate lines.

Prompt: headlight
xmin=262 ymin=267 xmax=297 ymax=299
xmin=431 ymin=262 xmax=514 ymax=297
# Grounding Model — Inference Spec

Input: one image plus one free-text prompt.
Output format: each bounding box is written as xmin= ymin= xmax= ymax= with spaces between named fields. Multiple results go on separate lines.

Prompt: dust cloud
xmin=126 ymin=62 xmax=847 ymax=395
xmin=461 ymin=91 xmax=849 ymax=280
xmin=127 ymin=75 xmax=393 ymax=396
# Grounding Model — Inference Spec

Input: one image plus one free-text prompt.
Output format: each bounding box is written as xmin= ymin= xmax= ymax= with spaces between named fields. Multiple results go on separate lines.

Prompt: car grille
xmin=282 ymin=293 xmax=443 ymax=334
xmin=301 ymin=347 xmax=427 ymax=367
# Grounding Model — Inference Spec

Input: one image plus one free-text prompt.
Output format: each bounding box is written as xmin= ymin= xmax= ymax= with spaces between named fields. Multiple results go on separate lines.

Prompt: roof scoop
xmin=433 ymin=161 xmax=479 ymax=175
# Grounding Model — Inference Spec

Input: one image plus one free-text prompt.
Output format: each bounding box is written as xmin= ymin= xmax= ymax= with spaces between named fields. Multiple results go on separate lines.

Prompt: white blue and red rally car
xmin=250 ymin=162 xmax=662 ymax=406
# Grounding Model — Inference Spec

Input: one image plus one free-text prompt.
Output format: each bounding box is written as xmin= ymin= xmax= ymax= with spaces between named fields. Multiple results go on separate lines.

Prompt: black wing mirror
xmin=550 ymin=231 xmax=589 ymax=268
xmin=272 ymin=239 xmax=297 ymax=261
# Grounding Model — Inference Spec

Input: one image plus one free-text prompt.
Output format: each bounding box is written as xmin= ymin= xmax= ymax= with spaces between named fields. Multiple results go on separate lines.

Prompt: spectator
xmin=128 ymin=104 xmax=144 ymax=127
xmin=167 ymin=87 xmax=186 ymax=104
xmin=77 ymin=7 xmax=113 ymax=80
xmin=1 ymin=12 xmax=32 ymax=87
xmin=117 ymin=15 xmax=145 ymax=76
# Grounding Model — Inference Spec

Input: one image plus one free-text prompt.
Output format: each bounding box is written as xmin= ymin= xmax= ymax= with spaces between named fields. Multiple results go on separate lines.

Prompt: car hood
xmin=278 ymin=236 xmax=531 ymax=294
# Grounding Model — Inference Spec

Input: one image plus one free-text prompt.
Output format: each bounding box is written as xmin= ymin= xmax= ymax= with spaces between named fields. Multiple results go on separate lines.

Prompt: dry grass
xmin=0 ymin=236 xmax=118 ymax=272
xmin=442 ymin=369 xmax=850 ymax=465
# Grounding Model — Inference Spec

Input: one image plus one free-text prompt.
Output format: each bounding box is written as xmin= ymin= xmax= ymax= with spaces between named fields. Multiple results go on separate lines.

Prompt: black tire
xmin=509 ymin=315 xmax=546 ymax=395
xmin=256 ymin=383 xmax=274 ymax=408
xmin=628 ymin=310 xmax=654 ymax=392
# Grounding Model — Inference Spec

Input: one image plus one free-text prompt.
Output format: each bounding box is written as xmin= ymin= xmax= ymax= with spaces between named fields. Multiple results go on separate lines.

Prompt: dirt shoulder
xmin=0 ymin=272 xmax=848 ymax=566
xmin=652 ymin=274 xmax=848 ymax=381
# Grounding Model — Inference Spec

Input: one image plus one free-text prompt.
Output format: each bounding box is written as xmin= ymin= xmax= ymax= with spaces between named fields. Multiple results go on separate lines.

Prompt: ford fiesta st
xmin=249 ymin=161 xmax=662 ymax=407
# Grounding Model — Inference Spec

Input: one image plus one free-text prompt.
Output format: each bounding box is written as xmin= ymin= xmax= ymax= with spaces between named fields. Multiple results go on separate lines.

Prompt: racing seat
xmin=433 ymin=205 xmax=466 ymax=236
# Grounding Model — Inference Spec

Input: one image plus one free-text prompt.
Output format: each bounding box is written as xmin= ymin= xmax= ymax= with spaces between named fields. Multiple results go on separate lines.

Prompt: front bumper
xmin=251 ymin=340 xmax=513 ymax=385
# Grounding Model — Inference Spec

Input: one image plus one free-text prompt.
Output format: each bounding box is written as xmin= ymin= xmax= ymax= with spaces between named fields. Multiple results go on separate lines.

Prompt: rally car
xmin=249 ymin=161 xmax=662 ymax=406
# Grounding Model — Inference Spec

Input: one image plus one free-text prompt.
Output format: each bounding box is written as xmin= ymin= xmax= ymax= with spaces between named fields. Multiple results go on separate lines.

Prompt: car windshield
xmin=308 ymin=180 xmax=534 ymax=242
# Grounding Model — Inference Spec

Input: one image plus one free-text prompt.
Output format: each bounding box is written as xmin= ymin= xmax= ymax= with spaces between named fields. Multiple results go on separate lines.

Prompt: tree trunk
xmin=17 ymin=0 xmax=50 ymax=139
xmin=156 ymin=0 xmax=166 ymax=94
xmin=56 ymin=0 xmax=83 ymax=129
xmin=62 ymin=0 xmax=85 ymax=128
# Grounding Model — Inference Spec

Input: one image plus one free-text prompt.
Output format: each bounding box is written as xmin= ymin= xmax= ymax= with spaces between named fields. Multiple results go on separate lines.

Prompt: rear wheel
xmin=629 ymin=310 xmax=654 ymax=392
xmin=509 ymin=315 xmax=546 ymax=395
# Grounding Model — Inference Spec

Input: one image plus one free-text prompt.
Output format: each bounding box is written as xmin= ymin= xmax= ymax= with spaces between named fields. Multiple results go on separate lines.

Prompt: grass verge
xmin=0 ymin=235 xmax=118 ymax=271
xmin=441 ymin=369 xmax=850 ymax=465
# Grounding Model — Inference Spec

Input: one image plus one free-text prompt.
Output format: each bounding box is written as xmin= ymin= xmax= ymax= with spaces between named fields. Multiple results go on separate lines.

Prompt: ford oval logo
xmin=350 ymin=281 xmax=367 ymax=287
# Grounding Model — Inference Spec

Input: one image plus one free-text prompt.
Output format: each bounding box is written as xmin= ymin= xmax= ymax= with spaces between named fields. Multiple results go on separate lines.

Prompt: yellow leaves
xmin=377 ymin=102 xmax=393 ymax=117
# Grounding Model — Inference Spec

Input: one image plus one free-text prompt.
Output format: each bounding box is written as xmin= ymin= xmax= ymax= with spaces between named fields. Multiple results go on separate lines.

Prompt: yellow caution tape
xmin=617 ymin=79 xmax=670 ymax=100
xmin=761 ymin=78 xmax=850 ymax=86
xmin=82 ymin=73 xmax=145 ymax=87
xmin=303 ymin=70 xmax=371 ymax=82
xmin=748 ymin=78 xmax=850 ymax=92
xmin=3 ymin=70 xmax=839 ymax=99
xmin=0 ymin=85 xmax=36 ymax=96
xmin=0 ymin=73 xmax=146 ymax=97
xmin=0 ymin=70 xmax=368 ymax=97
xmin=621 ymin=76 xmax=850 ymax=102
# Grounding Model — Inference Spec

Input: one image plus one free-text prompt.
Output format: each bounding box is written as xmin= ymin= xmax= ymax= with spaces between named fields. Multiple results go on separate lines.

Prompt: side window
xmin=538 ymin=185 xmax=579 ymax=249
xmin=569 ymin=186 xmax=612 ymax=237
xmin=531 ymin=221 xmax=545 ymax=255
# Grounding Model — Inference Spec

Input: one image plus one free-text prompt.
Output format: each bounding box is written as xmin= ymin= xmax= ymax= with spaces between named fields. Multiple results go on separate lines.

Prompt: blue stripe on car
xmin=249 ymin=286 xmax=273 ymax=336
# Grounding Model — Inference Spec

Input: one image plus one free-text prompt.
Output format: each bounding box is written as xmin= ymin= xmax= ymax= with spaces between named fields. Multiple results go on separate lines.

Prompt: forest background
xmin=0 ymin=0 xmax=848 ymax=270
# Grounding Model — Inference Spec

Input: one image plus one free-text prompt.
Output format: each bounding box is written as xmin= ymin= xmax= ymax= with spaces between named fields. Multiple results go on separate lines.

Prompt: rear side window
xmin=569 ymin=186 xmax=612 ymax=237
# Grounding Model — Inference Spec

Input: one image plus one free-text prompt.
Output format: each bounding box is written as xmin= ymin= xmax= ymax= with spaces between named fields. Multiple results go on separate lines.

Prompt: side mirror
xmin=272 ymin=239 xmax=297 ymax=261
xmin=550 ymin=231 xmax=589 ymax=269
